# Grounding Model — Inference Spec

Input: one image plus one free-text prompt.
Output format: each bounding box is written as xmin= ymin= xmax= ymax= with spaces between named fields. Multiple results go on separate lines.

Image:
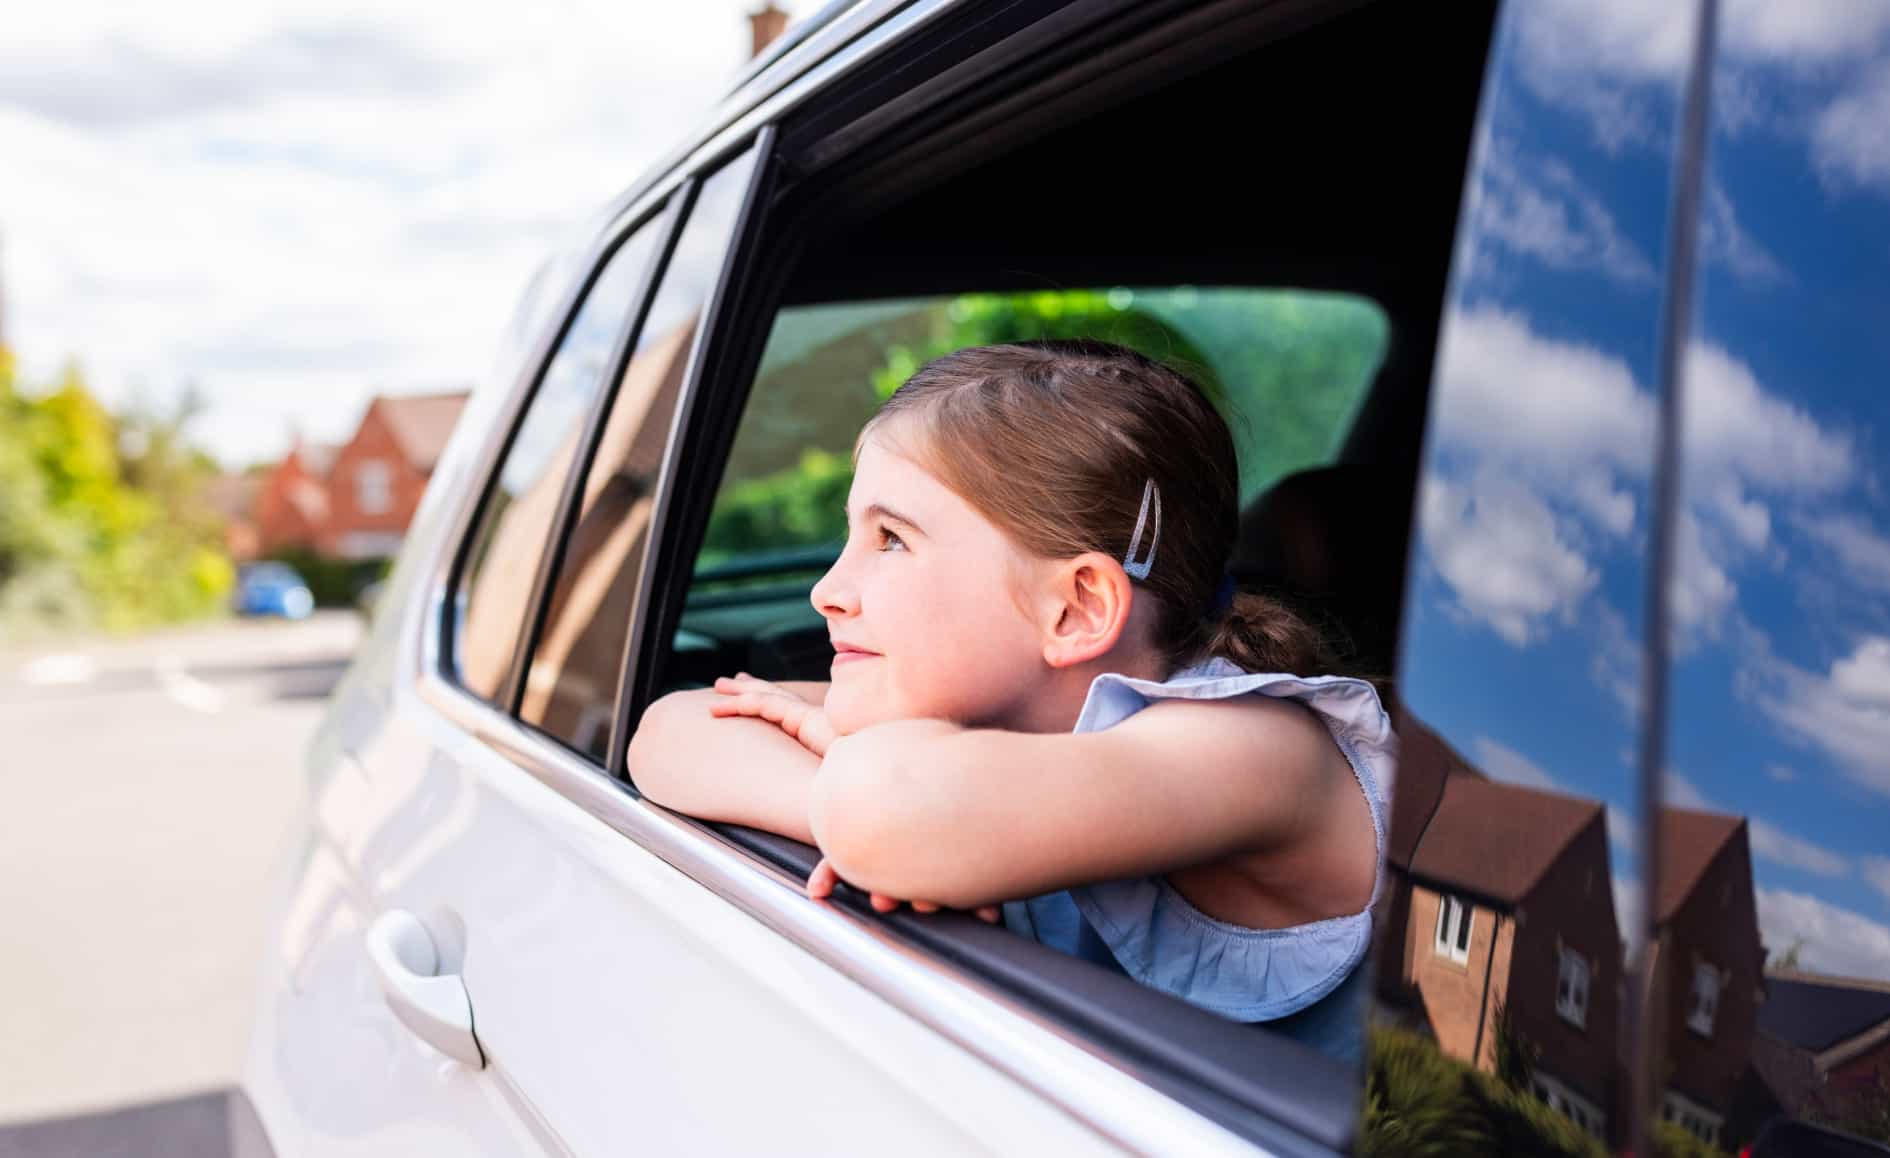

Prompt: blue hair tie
xmin=1207 ymin=573 xmax=1237 ymax=619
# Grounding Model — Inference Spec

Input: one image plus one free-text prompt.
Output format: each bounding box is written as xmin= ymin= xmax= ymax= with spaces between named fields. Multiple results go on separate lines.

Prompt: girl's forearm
xmin=627 ymin=688 xmax=821 ymax=843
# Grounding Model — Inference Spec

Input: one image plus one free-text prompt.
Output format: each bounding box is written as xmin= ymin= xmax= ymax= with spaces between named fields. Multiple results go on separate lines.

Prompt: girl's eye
xmin=876 ymin=525 xmax=907 ymax=552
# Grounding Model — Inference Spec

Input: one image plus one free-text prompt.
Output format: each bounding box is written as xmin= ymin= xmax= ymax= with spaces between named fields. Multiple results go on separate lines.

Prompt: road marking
xmin=155 ymin=656 xmax=224 ymax=714
xmin=19 ymin=654 xmax=98 ymax=687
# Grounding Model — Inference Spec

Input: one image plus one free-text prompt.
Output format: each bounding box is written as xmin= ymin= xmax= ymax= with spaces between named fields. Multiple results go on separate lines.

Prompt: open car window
xmin=664 ymin=286 xmax=1389 ymax=692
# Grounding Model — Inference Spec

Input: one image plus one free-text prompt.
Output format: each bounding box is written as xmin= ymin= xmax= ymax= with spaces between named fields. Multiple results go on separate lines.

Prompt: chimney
xmin=749 ymin=4 xmax=789 ymax=59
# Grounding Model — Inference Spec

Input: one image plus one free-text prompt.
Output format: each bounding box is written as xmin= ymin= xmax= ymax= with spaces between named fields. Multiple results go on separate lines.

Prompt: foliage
xmin=1652 ymin=1119 xmax=1731 ymax=1158
xmin=1360 ymin=1026 xmax=1606 ymax=1158
xmin=1492 ymin=998 xmax=1540 ymax=1092
xmin=698 ymin=286 xmax=1387 ymax=568
xmin=0 ymin=347 xmax=234 ymax=637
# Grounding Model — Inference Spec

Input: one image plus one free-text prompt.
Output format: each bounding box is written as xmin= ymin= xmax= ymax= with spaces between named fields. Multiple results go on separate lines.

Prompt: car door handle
xmin=365 ymin=910 xmax=486 ymax=1068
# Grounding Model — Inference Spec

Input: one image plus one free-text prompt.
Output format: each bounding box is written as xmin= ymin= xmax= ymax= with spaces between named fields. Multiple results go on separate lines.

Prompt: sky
xmin=1402 ymin=0 xmax=1890 ymax=985
xmin=0 ymin=0 xmax=786 ymax=468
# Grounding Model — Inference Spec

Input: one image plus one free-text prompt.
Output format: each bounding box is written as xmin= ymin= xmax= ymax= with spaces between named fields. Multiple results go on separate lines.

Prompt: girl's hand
xmin=806 ymin=856 xmax=1003 ymax=925
xmin=708 ymin=673 xmax=837 ymax=757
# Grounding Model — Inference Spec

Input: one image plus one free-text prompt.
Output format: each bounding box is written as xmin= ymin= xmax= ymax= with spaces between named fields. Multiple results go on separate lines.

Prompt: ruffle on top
xmin=1003 ymin=656 xmax=1396 ymax=1024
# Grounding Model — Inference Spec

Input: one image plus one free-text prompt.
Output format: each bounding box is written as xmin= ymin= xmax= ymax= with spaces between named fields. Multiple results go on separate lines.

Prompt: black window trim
xmin=502 ymin=191 xmax=691 ymax=721
xmin=440 ymin=193 xmax=683 ymax=708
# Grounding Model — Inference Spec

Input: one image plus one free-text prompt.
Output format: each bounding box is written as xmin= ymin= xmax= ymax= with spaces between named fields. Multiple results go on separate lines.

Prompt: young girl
xmin=629 ymin=339 xmax=1393 ymax=1061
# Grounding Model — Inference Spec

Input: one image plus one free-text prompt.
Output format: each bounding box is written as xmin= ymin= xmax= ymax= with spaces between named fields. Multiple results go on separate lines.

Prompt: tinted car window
xmin=1653 ymin=13 xmax=1890 ymax=1150
xmin=1379 ymin=1 xmax=1689 ymax=1151
xmin=520 ymin=149 xmax=760 ymax=759
xmin=452 ymin=215 xmax=667 ymax=704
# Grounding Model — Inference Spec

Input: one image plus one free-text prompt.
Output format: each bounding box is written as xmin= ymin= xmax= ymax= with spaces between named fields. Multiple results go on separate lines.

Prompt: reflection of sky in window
xmin=498 ymin=222 xmax=661 ymax=496
xmin=1408 ymin=0 xmax=1890 ymax=981
xmin=639 ymin=152 xmax=759 ymax=347
xmin=1401 ymin=2 xmax=1679 ymax=948
xmin=1667 ymin=20 xmax=1890 ymax=980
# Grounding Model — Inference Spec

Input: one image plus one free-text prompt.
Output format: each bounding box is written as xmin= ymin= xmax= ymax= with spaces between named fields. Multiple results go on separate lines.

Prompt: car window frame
xmin=441 ymin=195 xmax=683 ymax=712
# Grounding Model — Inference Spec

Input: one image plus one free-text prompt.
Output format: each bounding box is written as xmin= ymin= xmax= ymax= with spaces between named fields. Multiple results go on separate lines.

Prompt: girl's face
xmin=810 ymin=428 xmax=1051 ymax=735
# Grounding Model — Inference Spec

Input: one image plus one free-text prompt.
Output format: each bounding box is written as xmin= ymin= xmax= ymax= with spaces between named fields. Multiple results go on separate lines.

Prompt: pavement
xmin=0 ymin=611 xmax=362 ymax=1133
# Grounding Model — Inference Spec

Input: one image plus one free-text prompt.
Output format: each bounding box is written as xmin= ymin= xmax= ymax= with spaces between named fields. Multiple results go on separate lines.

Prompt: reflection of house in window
xmin=1747 ymin=969 xmax=1890 ymax=1143
xmin=1556 ymin=945 xmax=1589 ymax=1028
xmin=1434 ymin=894 xmax=1472 ymax=963
xmin=1373 ymin=719 xmax=1620 ymax=1145
xmin=1652 ymin=810 xmax=1764 ymax=1148
xmin=1660 ymin=1088 xmax=1723 ymax=1147
xmin=1689 ymin=960 xmax=1720 ymax=1037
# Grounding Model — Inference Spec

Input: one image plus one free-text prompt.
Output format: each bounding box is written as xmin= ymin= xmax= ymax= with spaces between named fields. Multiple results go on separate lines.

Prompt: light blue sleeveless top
xmin=1001 ymin=656 xmax=1395 ymax=1063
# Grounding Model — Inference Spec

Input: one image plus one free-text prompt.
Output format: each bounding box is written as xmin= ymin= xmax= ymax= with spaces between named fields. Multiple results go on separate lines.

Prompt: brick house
xmin=1649 ymin=809 xmax=1767 ymax=1148
xmin=254 ymin=440 xmax=337 ymax=555
xmin=1378 ymin=719 xmax=1623 ymax=1143
xmin=1749 ymin=971 xmax=1890 ymax=1140
xmin=318 ymin=391 xmax=468 ymax=559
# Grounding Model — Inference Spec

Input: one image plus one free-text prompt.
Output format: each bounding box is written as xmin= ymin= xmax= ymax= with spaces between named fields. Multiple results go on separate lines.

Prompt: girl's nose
xmin=810 ymin=553 xmax=858 ymax=619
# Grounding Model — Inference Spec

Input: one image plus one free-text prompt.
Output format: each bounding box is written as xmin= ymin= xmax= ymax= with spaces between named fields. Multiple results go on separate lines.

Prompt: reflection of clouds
xmin=1421 ymin=472 xmax=1597 ymax=645
xmin=1670 ymin=769 xmax=1853 ymax=878
xmin=1759 ymin=635 xmax=1890 ymax=797
xmin=1800 ymin=513 xmax=1890 ymax=592
xmin=1757 ymin=885 xmax=1890 ymax=980
xmin=1865 ymin=856 xmax=1890 ymax=907
xmin=1433 ymin=305 xmax=1652 ymax=506
xmin=1474 ymin=139 xmax=1657 ymax=284
xmin=1510 ymin=0 xmax=1692 ymax=152
xmin=1673 ymin=340 xmax=1856 ymax=642
xmin=1422 ymin=306 xmax=1650 ymax=644
xmin=1814 ymin=67 xmax=1890 ymax=192
xmin=1701 ymin=181 xmax=1787 ymax=285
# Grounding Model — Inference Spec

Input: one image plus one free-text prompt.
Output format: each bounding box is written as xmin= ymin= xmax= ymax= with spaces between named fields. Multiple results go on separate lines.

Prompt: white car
xmin=241 ymin=0 xmax=1889 ymax=1154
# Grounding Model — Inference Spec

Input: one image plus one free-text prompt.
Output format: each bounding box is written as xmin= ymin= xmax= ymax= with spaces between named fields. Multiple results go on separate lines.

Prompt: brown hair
xmin=861 ymin=339 xmax=1337 ymax=677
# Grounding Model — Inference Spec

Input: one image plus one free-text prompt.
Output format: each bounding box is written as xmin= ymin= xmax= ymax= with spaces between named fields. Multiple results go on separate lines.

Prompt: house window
xmin=1556 ymin=947 xmax=1589 ymax=1027
xmin=1661 ymin=1090 xmax=1723 ymax=1146
xmin=1687 ymin=961 xmax=1720 ymax=1037
xmin=1433 ymin=893 xmax=1473 ymax=964
xmin=356 ymin=460 xmax=393 ymax=515
xmin=1531 ymin=1072 xmax=1606 ymax=1139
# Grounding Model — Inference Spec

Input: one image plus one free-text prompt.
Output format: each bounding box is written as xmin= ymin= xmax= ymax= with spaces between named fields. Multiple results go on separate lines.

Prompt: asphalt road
xmin=0 ymin=612 xmax=361 ymax=1133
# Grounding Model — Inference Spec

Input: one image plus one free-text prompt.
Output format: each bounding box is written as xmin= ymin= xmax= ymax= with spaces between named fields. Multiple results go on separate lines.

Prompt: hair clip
xmin=1123 ymin=478 xmax=1161 ymax=580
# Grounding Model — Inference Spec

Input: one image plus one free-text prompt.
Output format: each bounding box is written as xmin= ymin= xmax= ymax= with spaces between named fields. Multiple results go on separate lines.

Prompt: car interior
xmin=613 ymin=0 xmax=1501 ymax=1147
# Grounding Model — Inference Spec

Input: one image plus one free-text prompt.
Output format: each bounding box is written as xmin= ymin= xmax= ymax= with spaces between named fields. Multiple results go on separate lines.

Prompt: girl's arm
xmin=808 ymin=695 xmax=1360 ymax=910
xmin=627 ymin=681 xmax=831 ymax=844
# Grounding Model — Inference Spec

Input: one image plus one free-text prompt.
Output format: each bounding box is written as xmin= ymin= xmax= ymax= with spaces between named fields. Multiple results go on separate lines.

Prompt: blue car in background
xmin=233 ymin=562 xmax=315 ymax=619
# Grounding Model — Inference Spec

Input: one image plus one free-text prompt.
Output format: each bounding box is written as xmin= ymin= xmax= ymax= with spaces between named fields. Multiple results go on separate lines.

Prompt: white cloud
xmin=1819 ymin=67 xmax=1890 ymax=190
xmin=1763 ymin=635 xmax=1890 ymax=797
xmin=1510 ymin=0 xmax=1693 ymax=152
xmin=0 ymin=0 xmax=769 ymax=466
xmin=1666 ymin=770 xmax=1849 ymax=878
xmin=1671 ymin=509 xmax=1739 ymax=643
xmin=1700 ymin=181 xmax=1787 ymax=285
xmin=1722 ymin=0 xmax=1890 ymax=64
xmin=1801 ymin=513 xmax=1890 ymax=592
xmin=1474 ymin=142 xmax=1657 ymax=285
xmin=1864 ymin=855 xmax=1890 ymax=908
xmin=1615 ymin=872 xmax=1646 ymax=948
xmin=1590 ymin=602 xmax=1642 ymax=717
xmin=1766 ymin=763 xmax=1799 ymax=782
xmin=1470 ymin=736 xmax=1564 ymax=791
xmin=1434 ymin=305 xmax=1656 ymax=478
xmin=1420 ymin=471 xmax=1599 ymax=646
xmin=1681 ymin=341 xmax=1855 ymax=498
xmin=1749 ymin=818 xmax=1851 ymax=877
xmin=1758 ymin=885 xmax=1890 ymax=981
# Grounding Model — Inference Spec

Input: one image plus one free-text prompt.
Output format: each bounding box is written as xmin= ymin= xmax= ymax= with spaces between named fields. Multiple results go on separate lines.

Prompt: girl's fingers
xmin=910 ymin=900 xmax=940 ymax=913
xmin=806 ymin=858 xmax=839 ymax=900
xmin=870 ymin=893 xmax=899 ymax=913
xmin=977 ymin=906 xmax=1002 ymax=924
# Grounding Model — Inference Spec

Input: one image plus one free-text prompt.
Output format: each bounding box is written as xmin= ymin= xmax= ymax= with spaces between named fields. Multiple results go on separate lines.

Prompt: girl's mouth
xmin=832 ymin=643 xmax=880 ymax=665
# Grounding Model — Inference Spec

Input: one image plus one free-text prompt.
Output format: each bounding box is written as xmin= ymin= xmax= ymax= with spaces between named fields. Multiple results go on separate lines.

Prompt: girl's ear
xmin=1040 ymin=552 xmax=1135 ymax=668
